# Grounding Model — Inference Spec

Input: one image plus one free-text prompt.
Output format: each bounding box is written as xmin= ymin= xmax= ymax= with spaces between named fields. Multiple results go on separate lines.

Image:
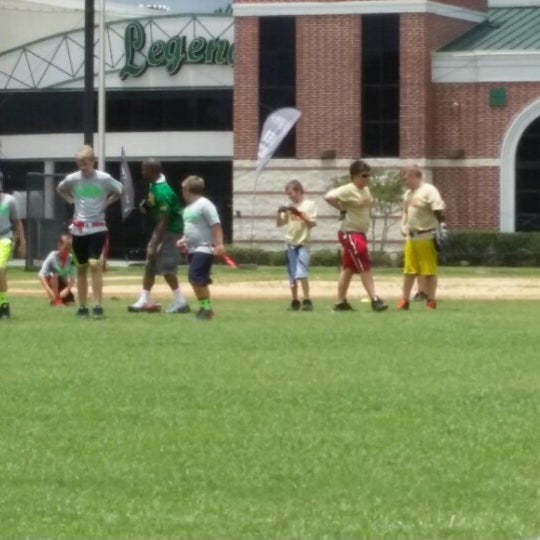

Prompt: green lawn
xmin=1 ymin=294 xmax=540 ymax=539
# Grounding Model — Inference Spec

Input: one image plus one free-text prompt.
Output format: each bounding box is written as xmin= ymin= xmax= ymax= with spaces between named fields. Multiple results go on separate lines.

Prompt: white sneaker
xmin=165 ymin=300 xmax=190 ymax=314
xmin=128 ymin=297 xmax=148 ymax=312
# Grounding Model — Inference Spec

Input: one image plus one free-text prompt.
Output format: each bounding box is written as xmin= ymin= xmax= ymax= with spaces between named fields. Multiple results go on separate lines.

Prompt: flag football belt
xmin=71 ymin=220 xmax=106 ymax=232
xmin=341 ymin=231 xmax=366 ymax=239
xmin=408 ymin=228 xmax=435 ymax=237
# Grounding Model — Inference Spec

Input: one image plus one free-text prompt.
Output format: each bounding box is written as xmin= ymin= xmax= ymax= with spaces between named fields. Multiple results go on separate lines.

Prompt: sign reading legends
xmin=120 ymin=20 xmax=234 ymax=80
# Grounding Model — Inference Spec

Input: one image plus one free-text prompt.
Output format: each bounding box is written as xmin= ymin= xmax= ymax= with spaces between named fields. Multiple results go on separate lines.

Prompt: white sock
xmin=172 ymin=288 xmax=185 ymax=304
xmin=140 ymin=290 xmax=150 ymax=302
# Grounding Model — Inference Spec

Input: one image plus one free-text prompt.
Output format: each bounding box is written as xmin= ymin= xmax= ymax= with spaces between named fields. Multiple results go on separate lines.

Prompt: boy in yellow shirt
xmin=276 ymin=180 xmax=317 ymax=311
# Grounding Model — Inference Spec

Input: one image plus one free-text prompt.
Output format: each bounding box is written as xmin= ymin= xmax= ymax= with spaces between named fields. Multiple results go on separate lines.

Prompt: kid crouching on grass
xmin=38 ymin=233 xmax=76 ymax=306
xmin=177 ymin=175 xmax=224 ymax=321
xmin=276 ymin=180 xmax=317 ymax=311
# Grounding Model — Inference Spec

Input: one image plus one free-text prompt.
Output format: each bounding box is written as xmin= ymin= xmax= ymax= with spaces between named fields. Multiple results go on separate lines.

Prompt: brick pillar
xmin=296 ymin=15 xmax=361 ymax=159
xmin=233 ymin=17 xmax=260 ymax=160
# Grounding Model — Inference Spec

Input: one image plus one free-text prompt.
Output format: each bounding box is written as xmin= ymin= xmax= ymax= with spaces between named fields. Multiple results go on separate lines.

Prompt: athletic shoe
xmin=301 ymin=299 xmax=313 ymax=311
xmin=288 ymin=299 xmax=301 ymax=311
xmin=396 ymin=299 xmax=410 ymax=310
xmin=52 ymin=298 xmax=66 ymax=307
xmin=76 ymin=306 xmax=89 ymax=318
xmin=332 ymin=301 xmax=356 ymax=312
xmin=166 ymin=302 xmax=191 ymax=314
xmin=195 ymin=308 xmax=214 ymax=320
xmin=128 ymin=298 xmax=147 ymax=313
xmin=0 ymin=302 xmax=11 ymax=319
xmin=92 ymin=305 xmax=105 ymax=319
xmin=413 ymin=291 xmax=428 ymax=302
xmin=371 ymin=297 xmax=388 ymax=312
xmin=426 ymin=299 xmax=437 ymax=310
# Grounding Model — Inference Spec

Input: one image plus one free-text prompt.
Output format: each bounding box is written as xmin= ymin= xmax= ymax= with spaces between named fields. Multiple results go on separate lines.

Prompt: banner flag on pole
xmin=119 ymin=147 xmax=135 ymax=220
xmin=256 ymin=107 xmax=302 ymax=173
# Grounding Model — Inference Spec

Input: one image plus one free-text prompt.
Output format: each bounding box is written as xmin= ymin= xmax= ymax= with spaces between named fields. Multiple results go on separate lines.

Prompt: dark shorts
xmin=146 ymin=231 xmax=181 ymax=275
xmin=338 ymin=231 xmax=371 ymax=272
xmin=72 ymin=232 xmax=108 ymax=266
xmin=188 ymin=252 xmax=214 ymax=286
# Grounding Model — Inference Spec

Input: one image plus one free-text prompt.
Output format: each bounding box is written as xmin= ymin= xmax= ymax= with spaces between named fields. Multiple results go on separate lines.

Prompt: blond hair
xmin=182 ymin=175 xmax=205 ymax=195
xmin=76 ymin=145 xmax=95 ymax=162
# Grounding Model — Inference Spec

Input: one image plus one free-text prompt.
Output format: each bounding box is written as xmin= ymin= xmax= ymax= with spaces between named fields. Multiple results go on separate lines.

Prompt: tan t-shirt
xmin=404 ymin=182 xmax=445 ymax=233
xmin=326 ymin=182 xmax=372 ymax=233
xmin=283 ymin=199 xmax=317 ymax=246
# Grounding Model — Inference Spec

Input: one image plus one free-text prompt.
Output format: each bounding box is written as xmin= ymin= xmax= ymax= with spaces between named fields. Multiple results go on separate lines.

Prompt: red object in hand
xmin=222 ymin=254 xmax=238 ymax=269
xmin=288 ymin=207 xmax=301 ymax=216
xmin=53 ymin=298 xmax=66 ymax=307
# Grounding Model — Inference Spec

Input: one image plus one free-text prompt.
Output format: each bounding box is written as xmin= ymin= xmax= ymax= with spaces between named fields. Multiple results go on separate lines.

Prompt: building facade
xmin=2 ymin=0 xmax=540 ymax=255
xmin=232 ymin=0 xmax=540 ymax=249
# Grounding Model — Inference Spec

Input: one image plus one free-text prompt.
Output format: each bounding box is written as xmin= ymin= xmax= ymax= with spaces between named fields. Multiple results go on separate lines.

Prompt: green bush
xmin=310 ymin=249 xmax=341 ymax=267
xmin=443 ymin=231 xmax=540 ymax=266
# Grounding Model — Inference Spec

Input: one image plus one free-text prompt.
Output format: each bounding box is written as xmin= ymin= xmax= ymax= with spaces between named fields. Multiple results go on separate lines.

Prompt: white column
xmin=44 ymin=160 xmax=55 ymax=219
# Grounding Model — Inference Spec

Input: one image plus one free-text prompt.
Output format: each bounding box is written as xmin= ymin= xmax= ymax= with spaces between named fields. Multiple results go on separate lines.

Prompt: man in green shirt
xmin=128 ymin=159 xmax=189 ymax=313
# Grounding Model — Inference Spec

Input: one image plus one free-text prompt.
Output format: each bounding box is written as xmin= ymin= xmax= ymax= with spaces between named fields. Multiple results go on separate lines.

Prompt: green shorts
xmin=0 ymin=238 xmax=12 ymax=269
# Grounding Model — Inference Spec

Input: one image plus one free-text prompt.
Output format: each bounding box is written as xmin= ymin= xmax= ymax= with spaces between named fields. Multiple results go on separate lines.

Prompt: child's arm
xmin=212 ymin=223 xmax=225 ymax=257
xmin=39 ymin=275 xmax=56 ymax=302
xmin=13 ymin=218 xmax=26 ymax=258
xmin=276 ymin=207 xmax=288 ymax=227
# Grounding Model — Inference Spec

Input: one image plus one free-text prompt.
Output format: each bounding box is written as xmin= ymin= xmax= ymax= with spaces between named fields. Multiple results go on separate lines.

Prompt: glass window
xmin=361 ymin=15 xmax=400 ymax=157
xmin=259 ymin=16 xmax=296 ymax=158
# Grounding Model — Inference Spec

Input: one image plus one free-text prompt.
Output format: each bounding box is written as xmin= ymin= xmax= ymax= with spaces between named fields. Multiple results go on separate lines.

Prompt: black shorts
xmin=188 ymin=252 xmax=214 ymax=286
xmin=72 ymin=232 xmax=108 ymax=266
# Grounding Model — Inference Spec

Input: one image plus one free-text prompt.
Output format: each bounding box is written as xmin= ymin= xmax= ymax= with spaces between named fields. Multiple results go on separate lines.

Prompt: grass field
xmin=1 ymin=269 xmax=540 ymax=539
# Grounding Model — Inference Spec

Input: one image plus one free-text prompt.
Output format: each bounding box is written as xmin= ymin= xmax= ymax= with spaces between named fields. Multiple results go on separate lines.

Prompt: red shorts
xmin=338 ymin=231 xmax=371 ymax=272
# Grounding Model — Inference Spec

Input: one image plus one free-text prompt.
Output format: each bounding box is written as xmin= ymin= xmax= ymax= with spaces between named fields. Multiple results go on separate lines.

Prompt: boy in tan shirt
xmin=324 ymin=160 xmax=388 ymax=312
xmin=276 ymin=180 xmax=317 ymax=311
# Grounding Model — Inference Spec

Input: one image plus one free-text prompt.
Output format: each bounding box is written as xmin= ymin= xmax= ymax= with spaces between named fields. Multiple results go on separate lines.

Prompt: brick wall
xmin=296 ymin=15 xmax=361 ymax=159
xmin=400 ymin=14 xmax=474 ymax=159
xmin=433 ymin=167 xmax=499 ymax=229
xmin=233 ymin=17 xmax=259 ymax=160
xmin=432 ymin=84 xmax=540 ymax=159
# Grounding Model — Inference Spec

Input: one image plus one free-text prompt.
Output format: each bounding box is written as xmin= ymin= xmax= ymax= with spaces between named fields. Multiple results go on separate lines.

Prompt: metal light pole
xmin=97 ymin=0 xmax=106 ymax=170
xmin=83 ymin=0 xmax=95 ymax=146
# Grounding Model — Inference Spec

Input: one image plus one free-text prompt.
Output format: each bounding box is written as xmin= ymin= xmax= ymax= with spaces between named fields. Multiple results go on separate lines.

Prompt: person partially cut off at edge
xmin=0 ymin=170 xmax=27 ymax=319
xmin=177 ymin=175 xmax=224 ymax=321
xmin=38 ymin=233 xmax=76 ymax=306
xmin=276 ymin=179 xmax=317 ymax=311
xmin=128 ymin=159 xmax=189 ymax=314
xmin=56 ymin=145 xmax=123 ymax=319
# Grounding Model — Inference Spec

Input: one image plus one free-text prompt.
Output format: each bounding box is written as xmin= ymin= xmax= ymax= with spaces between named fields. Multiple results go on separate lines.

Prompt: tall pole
xmin=83 ymin=0 xmax=95 ymax=146
xmin=97 ymin=0 xmax=106 ymax=170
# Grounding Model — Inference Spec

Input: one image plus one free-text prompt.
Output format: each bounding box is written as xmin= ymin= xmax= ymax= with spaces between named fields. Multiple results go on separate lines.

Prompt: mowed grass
xmin=1 ymin=294 xmax=540 ymax=539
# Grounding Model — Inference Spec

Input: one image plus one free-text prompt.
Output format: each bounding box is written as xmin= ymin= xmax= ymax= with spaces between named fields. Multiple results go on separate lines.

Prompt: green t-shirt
xmin=147 ymin=177 xmax=183 ymax=234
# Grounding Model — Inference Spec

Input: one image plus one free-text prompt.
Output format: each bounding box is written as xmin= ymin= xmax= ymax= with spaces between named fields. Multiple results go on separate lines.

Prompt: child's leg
xmin=189 ymin=252 xmax=214 ymax=318
xmin=0 ymin=268 xmax=7 ymax=304
xmin=50 ymin=275 xmax=60 ymax=299
xmin=0 ymin=238 xmax=11 ymax=306
xmin=89 ymin=260 xmax=103 ymax=306
xmin=77 ymin=265 xmax=88 ymax=306
xmin=299 ymin=277 xmax=310 ymax=300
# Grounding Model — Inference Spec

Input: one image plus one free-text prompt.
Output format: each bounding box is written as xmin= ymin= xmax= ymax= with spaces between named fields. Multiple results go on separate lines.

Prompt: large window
xmin=361 ymin=15 xmax=400 ymax=157
xmin=259 ymin=16 xmax=296 ymax=158
xmin=0 ymin=89 xmax=232 ymax=135
xmin=516 ymin=116 xmax=540 ymax=231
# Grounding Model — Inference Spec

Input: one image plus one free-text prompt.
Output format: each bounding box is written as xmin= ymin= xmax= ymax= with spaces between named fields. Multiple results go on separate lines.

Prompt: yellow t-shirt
xmin=326 ymin=182 xmax=372 ymax=233
xmin=283 ymin=199 xmax=317 ymax=246
xmin=404 ymin=182 xmax=445 ymax=233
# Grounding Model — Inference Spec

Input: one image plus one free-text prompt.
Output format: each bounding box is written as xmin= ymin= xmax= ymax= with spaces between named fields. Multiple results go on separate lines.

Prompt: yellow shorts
xmin=404 ymin=238 xmax=438 ymax=276
xmin=0 ymin=238 xmax=12 ymax=269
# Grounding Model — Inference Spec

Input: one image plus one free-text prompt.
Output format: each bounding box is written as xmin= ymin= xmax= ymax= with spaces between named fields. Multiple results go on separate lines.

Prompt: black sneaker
xmin=288 ymin=299 xmax=301 ymax=311
xmin=413 ymin=291 xmax=428 ymax=302
xmin=195 ymin=308 xmax=214 ymax=321
xmin=371 ymin=297 xmax=388 ymax=312
xmin=332 ymin=301 xmax=356 ymax=312
xmin=301 ymin=299 xmax=313 ymax=311
xmin=76 ymin=306 xmax=90 ymax=318
xmin=0 ymin=302 xmax=11 ymax=319
xmin=92 ymin=305 xmax=105 ymax=320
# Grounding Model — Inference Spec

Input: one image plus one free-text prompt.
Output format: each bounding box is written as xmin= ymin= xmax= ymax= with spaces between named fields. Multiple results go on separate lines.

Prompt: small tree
xmin=331 ymin=167 xmax=403 ymax=253
xmin=368 ymin=168 xmax=403 ymax=253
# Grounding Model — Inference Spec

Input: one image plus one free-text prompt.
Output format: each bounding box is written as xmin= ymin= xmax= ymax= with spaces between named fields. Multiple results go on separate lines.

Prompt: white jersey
xmin=0 ymin=193 xmax=18 ymax=239
xmin=38 ymin=250 xmax=76 ymax=280
xmin=58 ymin=170 xmax=122 ymax=236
